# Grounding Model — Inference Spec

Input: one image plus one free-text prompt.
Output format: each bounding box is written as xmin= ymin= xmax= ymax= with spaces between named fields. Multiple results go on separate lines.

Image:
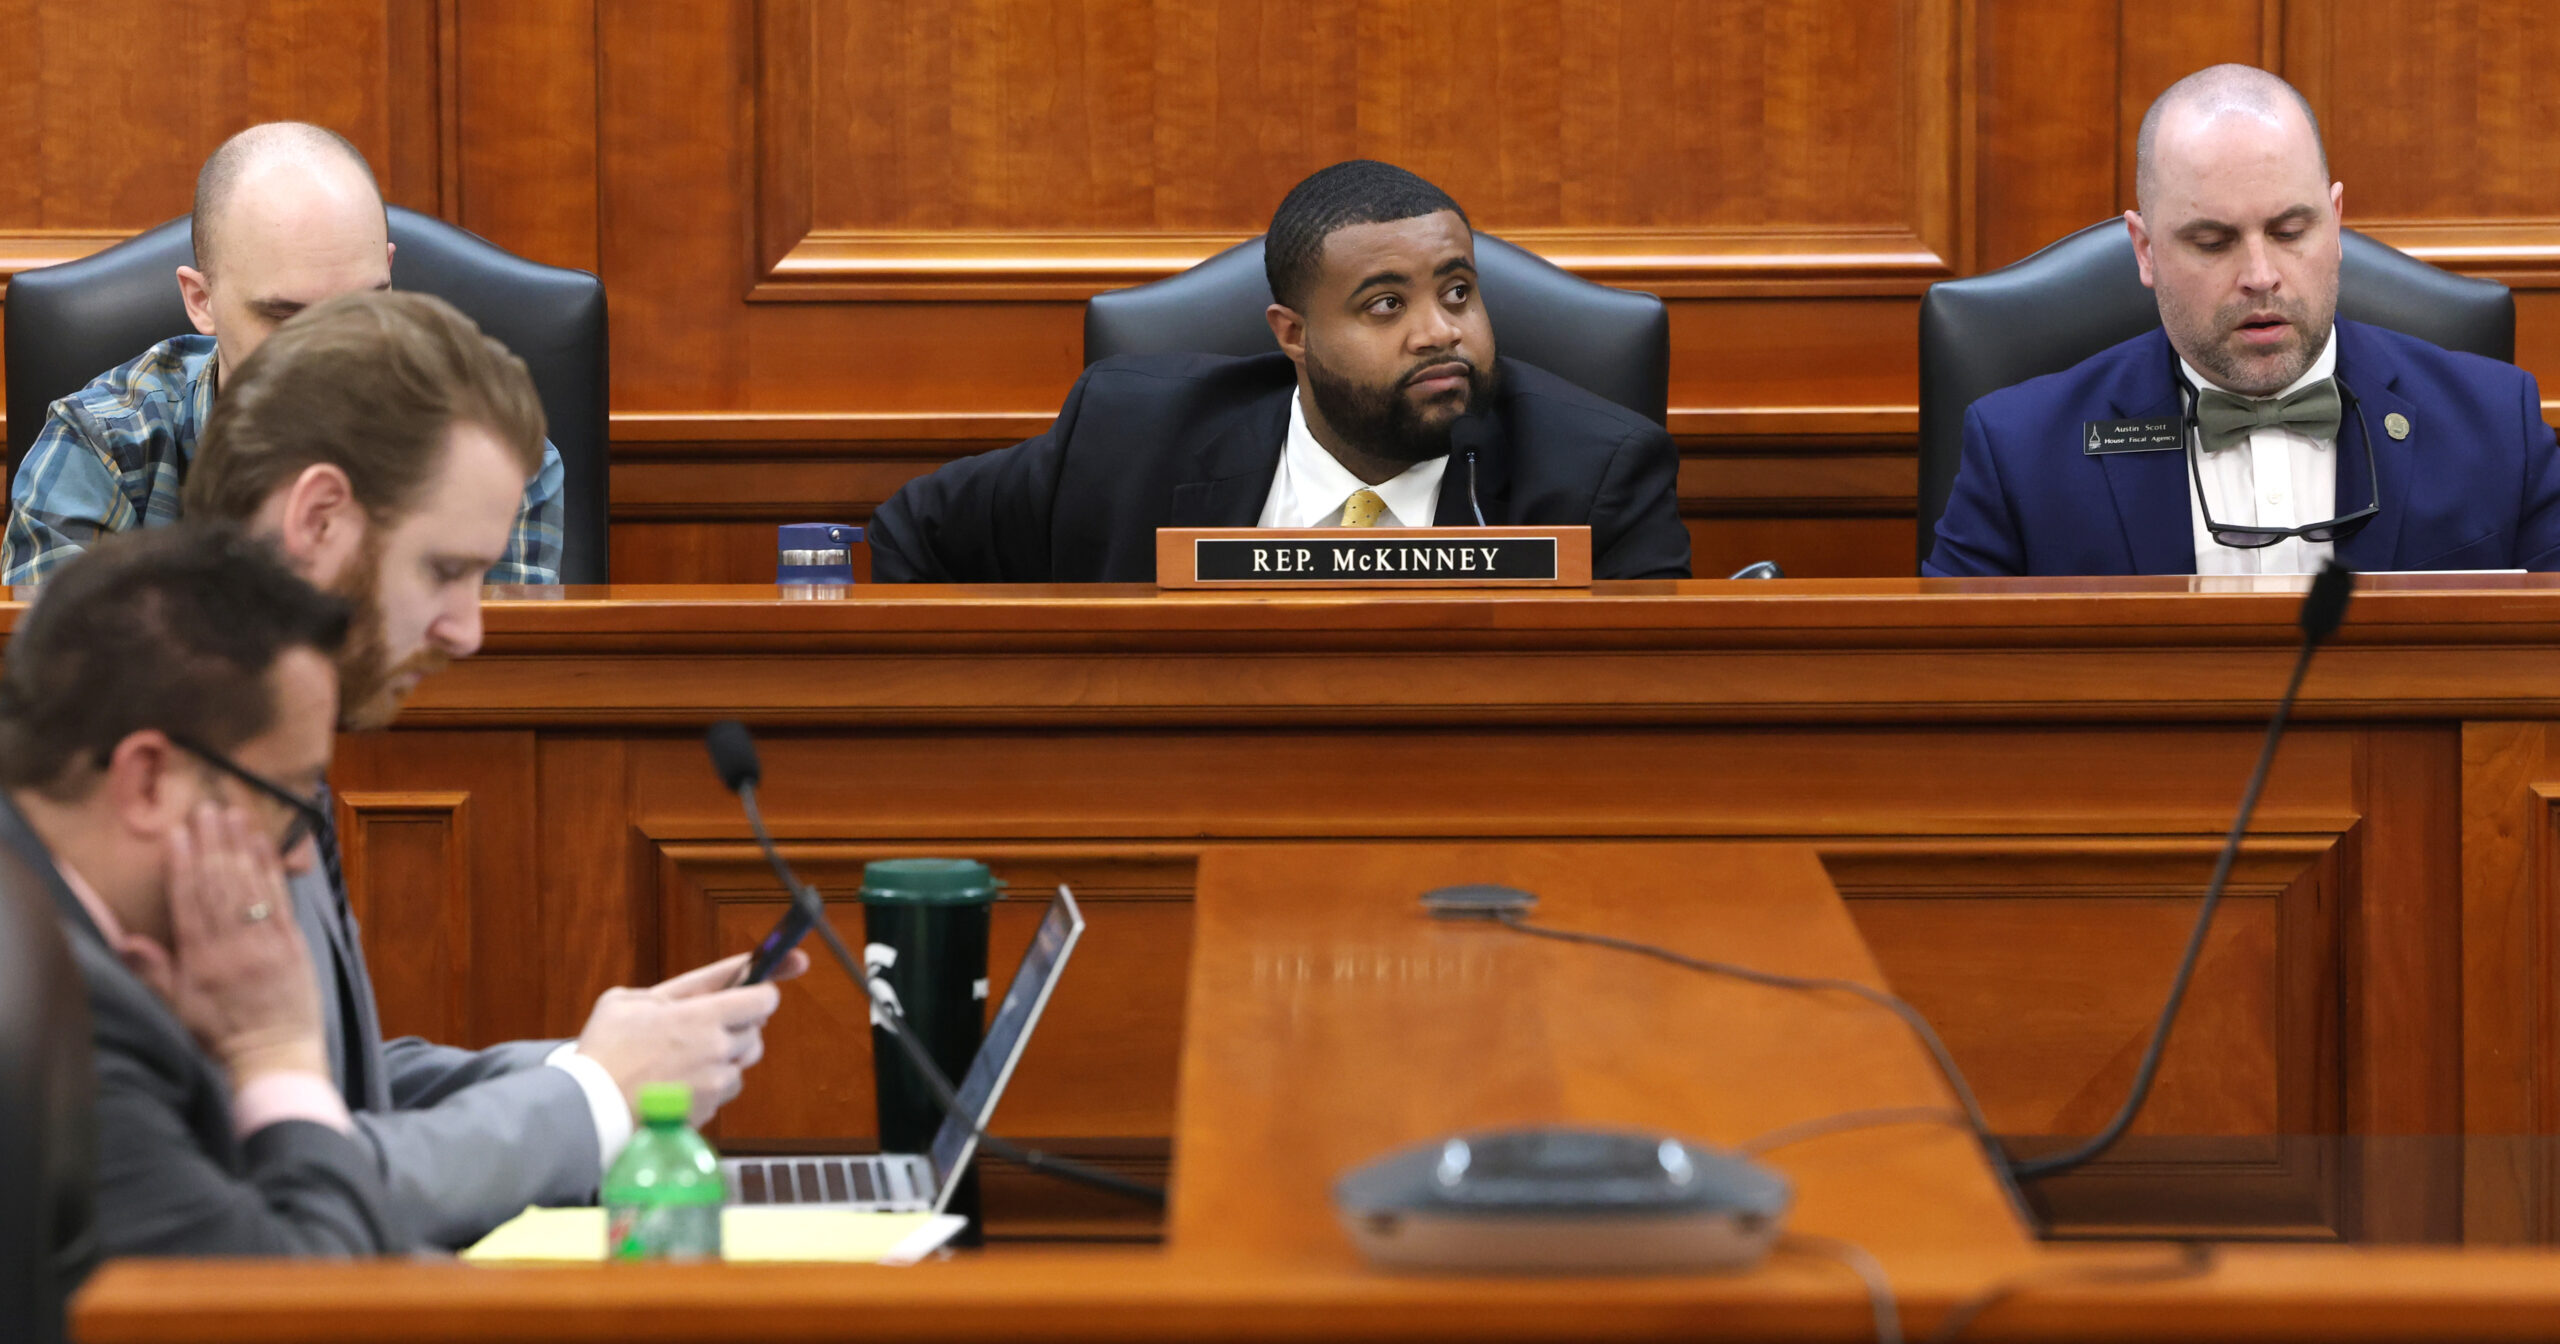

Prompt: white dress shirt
xmin=1256 ymin=389 xmax=1449 ymax=528
xmin=2184 ymin=331 xmax=2340 ymax=576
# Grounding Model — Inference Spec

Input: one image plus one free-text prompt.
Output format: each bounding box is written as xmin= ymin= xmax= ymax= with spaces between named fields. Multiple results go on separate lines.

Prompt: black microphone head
xmin=2301 ymin=562 xmax=2355 ymax=642
xmin=1449 ymin=412 xmax=1493 ymax=459
xmin=705 ymin=719 xmax=762 ymax=794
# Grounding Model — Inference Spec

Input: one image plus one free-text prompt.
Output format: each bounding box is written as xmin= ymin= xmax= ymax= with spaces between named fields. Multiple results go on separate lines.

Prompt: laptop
xmin=721 ymin=885 xmax=1084 ymax=1213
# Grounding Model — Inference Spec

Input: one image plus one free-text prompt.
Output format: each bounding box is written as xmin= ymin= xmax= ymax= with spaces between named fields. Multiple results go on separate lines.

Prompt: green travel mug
xmin=861 ymin=857 xmax=1002 ymax=1242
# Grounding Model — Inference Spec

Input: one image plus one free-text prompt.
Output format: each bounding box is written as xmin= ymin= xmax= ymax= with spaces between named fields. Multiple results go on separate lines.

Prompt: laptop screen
xmin=926 ymin=886 xmax=1085 ymax=1205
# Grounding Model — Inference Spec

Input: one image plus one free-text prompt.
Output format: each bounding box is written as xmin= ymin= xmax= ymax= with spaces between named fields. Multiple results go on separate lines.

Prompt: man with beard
xmin=866 ymin=160 xmax=1690 ymax=581
xmin=179 ymin=289 xmax=806 ymax=1249
xmin=1928 ymin=64 xmax=2560 ymax=575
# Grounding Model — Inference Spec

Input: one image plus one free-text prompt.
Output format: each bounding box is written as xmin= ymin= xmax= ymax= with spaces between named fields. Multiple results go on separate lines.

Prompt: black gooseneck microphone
xmin=1451 ymin=413 xmax=1491 ymax=526
xmin=704 ymin=720 xmax=1165 ymax=1205
xmin=2010 ymin=562 xmax=2356 ymax=1181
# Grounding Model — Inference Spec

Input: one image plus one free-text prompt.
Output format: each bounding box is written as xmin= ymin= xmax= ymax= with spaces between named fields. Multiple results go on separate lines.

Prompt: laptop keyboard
xmin=725 ymin=1155 xmax=923 ymax=1208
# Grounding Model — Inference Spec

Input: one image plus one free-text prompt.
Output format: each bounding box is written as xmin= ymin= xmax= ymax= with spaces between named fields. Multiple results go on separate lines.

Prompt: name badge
xmin=2082 ymin=418 xmax=2183 ymax=455
xmin=1195 ymin=535 xmax=1557 ymax=581
xmin=1155 ymin=526 xmax=1592 ymax=588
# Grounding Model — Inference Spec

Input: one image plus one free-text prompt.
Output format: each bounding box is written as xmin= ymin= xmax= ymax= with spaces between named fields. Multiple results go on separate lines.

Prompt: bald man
xmin=1927 ymin=64 xmax=2560 ymax=576
xmin=2 ymin=123 xmax=565 ymax=585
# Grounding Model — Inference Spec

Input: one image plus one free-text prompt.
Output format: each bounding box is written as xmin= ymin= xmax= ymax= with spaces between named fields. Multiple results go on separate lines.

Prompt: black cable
xmin=738 ymin=783 xmax=1166 ymax=1208
xmin=1488 ymin=913 xmax=2007 ymax=1172
xmin=2005 ymin=633 xmax=2319 ymax=1182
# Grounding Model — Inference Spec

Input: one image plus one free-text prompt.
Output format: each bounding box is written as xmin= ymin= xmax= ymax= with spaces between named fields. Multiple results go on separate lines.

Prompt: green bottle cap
xmin=859 ymin=857 xmax=1003 ymax=906
xmin=636 ymin=1082 xmax=692 ymax=1125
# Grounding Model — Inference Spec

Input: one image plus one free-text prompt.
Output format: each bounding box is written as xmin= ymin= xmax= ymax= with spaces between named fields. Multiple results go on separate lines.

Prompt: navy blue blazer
xmin=1925 ymin=320 xmax=2560 ymax=575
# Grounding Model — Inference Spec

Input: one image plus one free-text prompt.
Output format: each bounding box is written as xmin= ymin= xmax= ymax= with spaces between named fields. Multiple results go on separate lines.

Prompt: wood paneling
xmin=162 ymin=577 xmax=2560 ymax=1241
xmin=753 ymin=0 xmax=1960 ymax=300
xmin=0 ymin=0 xmax=447 ymax=270
xmin=332 ymin=790 xmax=472 ymax=1045
xmin=327 ymin=729 xmax=543 ymax=1044
xmin=9 ymin=3 xmax=2560 ymax=577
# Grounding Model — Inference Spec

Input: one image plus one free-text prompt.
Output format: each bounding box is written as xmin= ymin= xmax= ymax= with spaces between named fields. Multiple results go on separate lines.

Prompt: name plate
xmin=1155 ymin=526 xmax=1592 ymax=589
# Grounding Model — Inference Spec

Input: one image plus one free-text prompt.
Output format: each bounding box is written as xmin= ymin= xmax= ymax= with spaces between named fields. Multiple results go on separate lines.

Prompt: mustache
xmin=2217 ymin=297 xmax=2307 ymax=330
xmin=392 ymin=647 xmax=451 ymax=685
xmin=1399 ymin=355 xmax=1480 ymax=387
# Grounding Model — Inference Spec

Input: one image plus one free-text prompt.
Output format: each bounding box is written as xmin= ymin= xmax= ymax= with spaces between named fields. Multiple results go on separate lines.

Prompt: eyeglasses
xmin=2176 ymin=363 xmax=2381 ymax=550
xmin=165 ymin=733 xmax=329 ymax=858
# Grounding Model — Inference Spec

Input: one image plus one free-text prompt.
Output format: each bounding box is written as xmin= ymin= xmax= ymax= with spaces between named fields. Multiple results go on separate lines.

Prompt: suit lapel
xmin=2331 ymin=322 xmax=2412 ymax=572
xmin=1168 ymin=383 xmax=1291 ymax=526
xmin=2094 ymin=346 xmax=2197 ymax=574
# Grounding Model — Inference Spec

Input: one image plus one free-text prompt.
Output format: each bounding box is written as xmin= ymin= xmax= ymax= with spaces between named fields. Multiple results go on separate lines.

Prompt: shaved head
xmin=2123 ymin=63 xmax=2343 ymax=396
xmin=177 ymin=122 xmax=393 ymax=382
xmin=191 ymin=122 xmax=382 ymax=274
xmin=2135 ymin=64 xmax=2327 ymax=217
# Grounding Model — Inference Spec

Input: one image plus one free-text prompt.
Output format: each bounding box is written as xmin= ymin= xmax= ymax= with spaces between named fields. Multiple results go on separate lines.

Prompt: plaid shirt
xmin=3 ymin=335 xmax=565 ymax=585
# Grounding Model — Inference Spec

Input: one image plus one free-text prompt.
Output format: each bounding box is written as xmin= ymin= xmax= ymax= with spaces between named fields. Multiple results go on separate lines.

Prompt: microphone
xmin=706 ymin=718 xmax=761 ymax=793
xmin=701 ymin=719 xmax=1166 ymax=1205
xmin=707 ymin=720 xmax=819 ymax=986
xmin=2010 ymin=562 xmax=2356 ymax=1181
xmin=1451 ymin=413 xmax=1491 ymax=526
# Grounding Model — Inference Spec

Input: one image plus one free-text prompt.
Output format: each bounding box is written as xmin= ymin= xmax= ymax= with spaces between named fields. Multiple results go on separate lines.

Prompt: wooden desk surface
xmin=66 ymin=1246 xmax=2560 ymax=1343
xmin=71 ymin=841 xmax=2560 ymax=1343
xmin=1170 ymin=843 xmax=2032 ymax=1265
xmin=14 ymin=577 xmax=2560 ymax=1255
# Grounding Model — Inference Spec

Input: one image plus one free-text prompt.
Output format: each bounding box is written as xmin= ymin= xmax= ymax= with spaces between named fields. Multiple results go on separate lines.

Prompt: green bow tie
xmin=2194 ymin=378 xmax=2342 ymax=453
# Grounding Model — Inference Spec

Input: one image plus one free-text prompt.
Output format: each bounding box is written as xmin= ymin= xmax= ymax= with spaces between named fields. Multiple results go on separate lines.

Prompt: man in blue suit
xmin=1928 ymin=64 xmax=2560 ymax=576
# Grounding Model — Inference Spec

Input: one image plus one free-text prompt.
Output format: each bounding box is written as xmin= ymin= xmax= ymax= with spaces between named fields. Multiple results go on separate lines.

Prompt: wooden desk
xmin=70 ymin=842 xmax=2560 ymax=1342
xmin=18 ymin=576 xmax=2560 ymax=1243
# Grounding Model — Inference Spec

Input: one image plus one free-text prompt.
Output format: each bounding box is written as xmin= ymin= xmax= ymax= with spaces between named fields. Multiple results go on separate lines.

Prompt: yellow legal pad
xmin=462 ymin=1206 xmax=967 ymax=1265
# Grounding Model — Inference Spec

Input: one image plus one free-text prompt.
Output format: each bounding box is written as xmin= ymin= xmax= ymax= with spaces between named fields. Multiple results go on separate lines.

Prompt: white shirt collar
xmin=1260 ymin=389 xmax=1449 ymax=528
xmin=2178 ymin=324 xmax=2339 ymax=405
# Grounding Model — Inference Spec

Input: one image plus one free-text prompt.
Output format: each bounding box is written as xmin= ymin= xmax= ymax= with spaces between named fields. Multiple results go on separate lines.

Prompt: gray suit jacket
xmin=299 ymin=793 xmax=602 ymax=1248
xmin=0 ymin=797 xmax=411 ymax=1256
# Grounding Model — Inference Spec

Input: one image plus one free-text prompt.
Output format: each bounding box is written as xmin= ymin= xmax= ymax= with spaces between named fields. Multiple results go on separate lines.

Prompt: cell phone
xmin=738 ymin=903 xmax=816 ymax=985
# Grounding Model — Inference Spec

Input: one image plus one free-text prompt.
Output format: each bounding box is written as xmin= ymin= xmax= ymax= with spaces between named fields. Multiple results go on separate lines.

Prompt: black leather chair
xmin=1084 ymin=232 xmax=1670 ymax=426
xmin=0 ymin=840 xmax=94 ymax=1344
xmin=1915 ymin=220 xmax=2515 ymax=570
xmin=4 ymin=207 xmax=611 ymax=583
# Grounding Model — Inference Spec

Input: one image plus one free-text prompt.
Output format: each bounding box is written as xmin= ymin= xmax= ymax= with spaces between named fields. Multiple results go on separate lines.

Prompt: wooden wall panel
xmin=12 ymin=1 xmax=2560 ymax=578
xmin=372 ymin=717 xmax=2428 ymax=1241
xmin=333 ymin=790 xmax=473 ymax=1045
xmin=757 ymin=0 xmax=1956 ymax=299
xmin=0 ymin=0 xmax=446 ymax=267
xmin=328 ymin=729 xmax=544 ymax=1045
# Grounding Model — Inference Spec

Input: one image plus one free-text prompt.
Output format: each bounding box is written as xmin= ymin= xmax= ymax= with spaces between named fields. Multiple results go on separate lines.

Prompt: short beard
xmin=2162 ymin=285 xmax=2336 ymax=397
xmin=330 ymin=536 xmax=450 ymax=732
xmin=1303 ymin=342 xmax=1498 ymax=467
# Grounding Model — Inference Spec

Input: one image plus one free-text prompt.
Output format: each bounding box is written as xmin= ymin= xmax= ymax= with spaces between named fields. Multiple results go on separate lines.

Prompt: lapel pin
xmin=2384 ymin=412 xmax=2411 ymax=440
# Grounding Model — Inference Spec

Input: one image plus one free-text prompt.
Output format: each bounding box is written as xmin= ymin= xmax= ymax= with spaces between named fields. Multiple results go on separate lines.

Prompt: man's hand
xmin=572 ymin=949 xmax=808 ymax=1126
xmin=130 ymin=803 xmax=328 ymax=1085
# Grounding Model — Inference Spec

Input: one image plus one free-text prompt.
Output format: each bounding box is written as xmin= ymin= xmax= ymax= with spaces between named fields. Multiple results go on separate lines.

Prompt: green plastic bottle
xmin=603 ymin=1082 xmax=724 ymax=1261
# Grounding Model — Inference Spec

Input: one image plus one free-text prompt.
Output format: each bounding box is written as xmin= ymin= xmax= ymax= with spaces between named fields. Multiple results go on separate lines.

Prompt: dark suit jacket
xmin=869 ymin=352 xmax=1692 ymax=582
xmin=1926 ymin=321 xmax=2560 ymax=575
xmin=0 ymin=796 xmax=413 ymax=1257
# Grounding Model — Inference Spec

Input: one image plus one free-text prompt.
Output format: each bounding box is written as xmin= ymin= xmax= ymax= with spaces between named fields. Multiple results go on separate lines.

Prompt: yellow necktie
xmin=1338 ymin=488 xmax=1387 ymax=527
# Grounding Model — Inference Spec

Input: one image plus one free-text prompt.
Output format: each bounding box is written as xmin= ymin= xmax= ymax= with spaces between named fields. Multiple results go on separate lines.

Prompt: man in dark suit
xmin=869 ymin=160 xmax=1690 ymax=582
xmin=1 ymin=523 xmax=412 ymax=1255
xmin=1927 ymin=64 xmax=2560 ymax=576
